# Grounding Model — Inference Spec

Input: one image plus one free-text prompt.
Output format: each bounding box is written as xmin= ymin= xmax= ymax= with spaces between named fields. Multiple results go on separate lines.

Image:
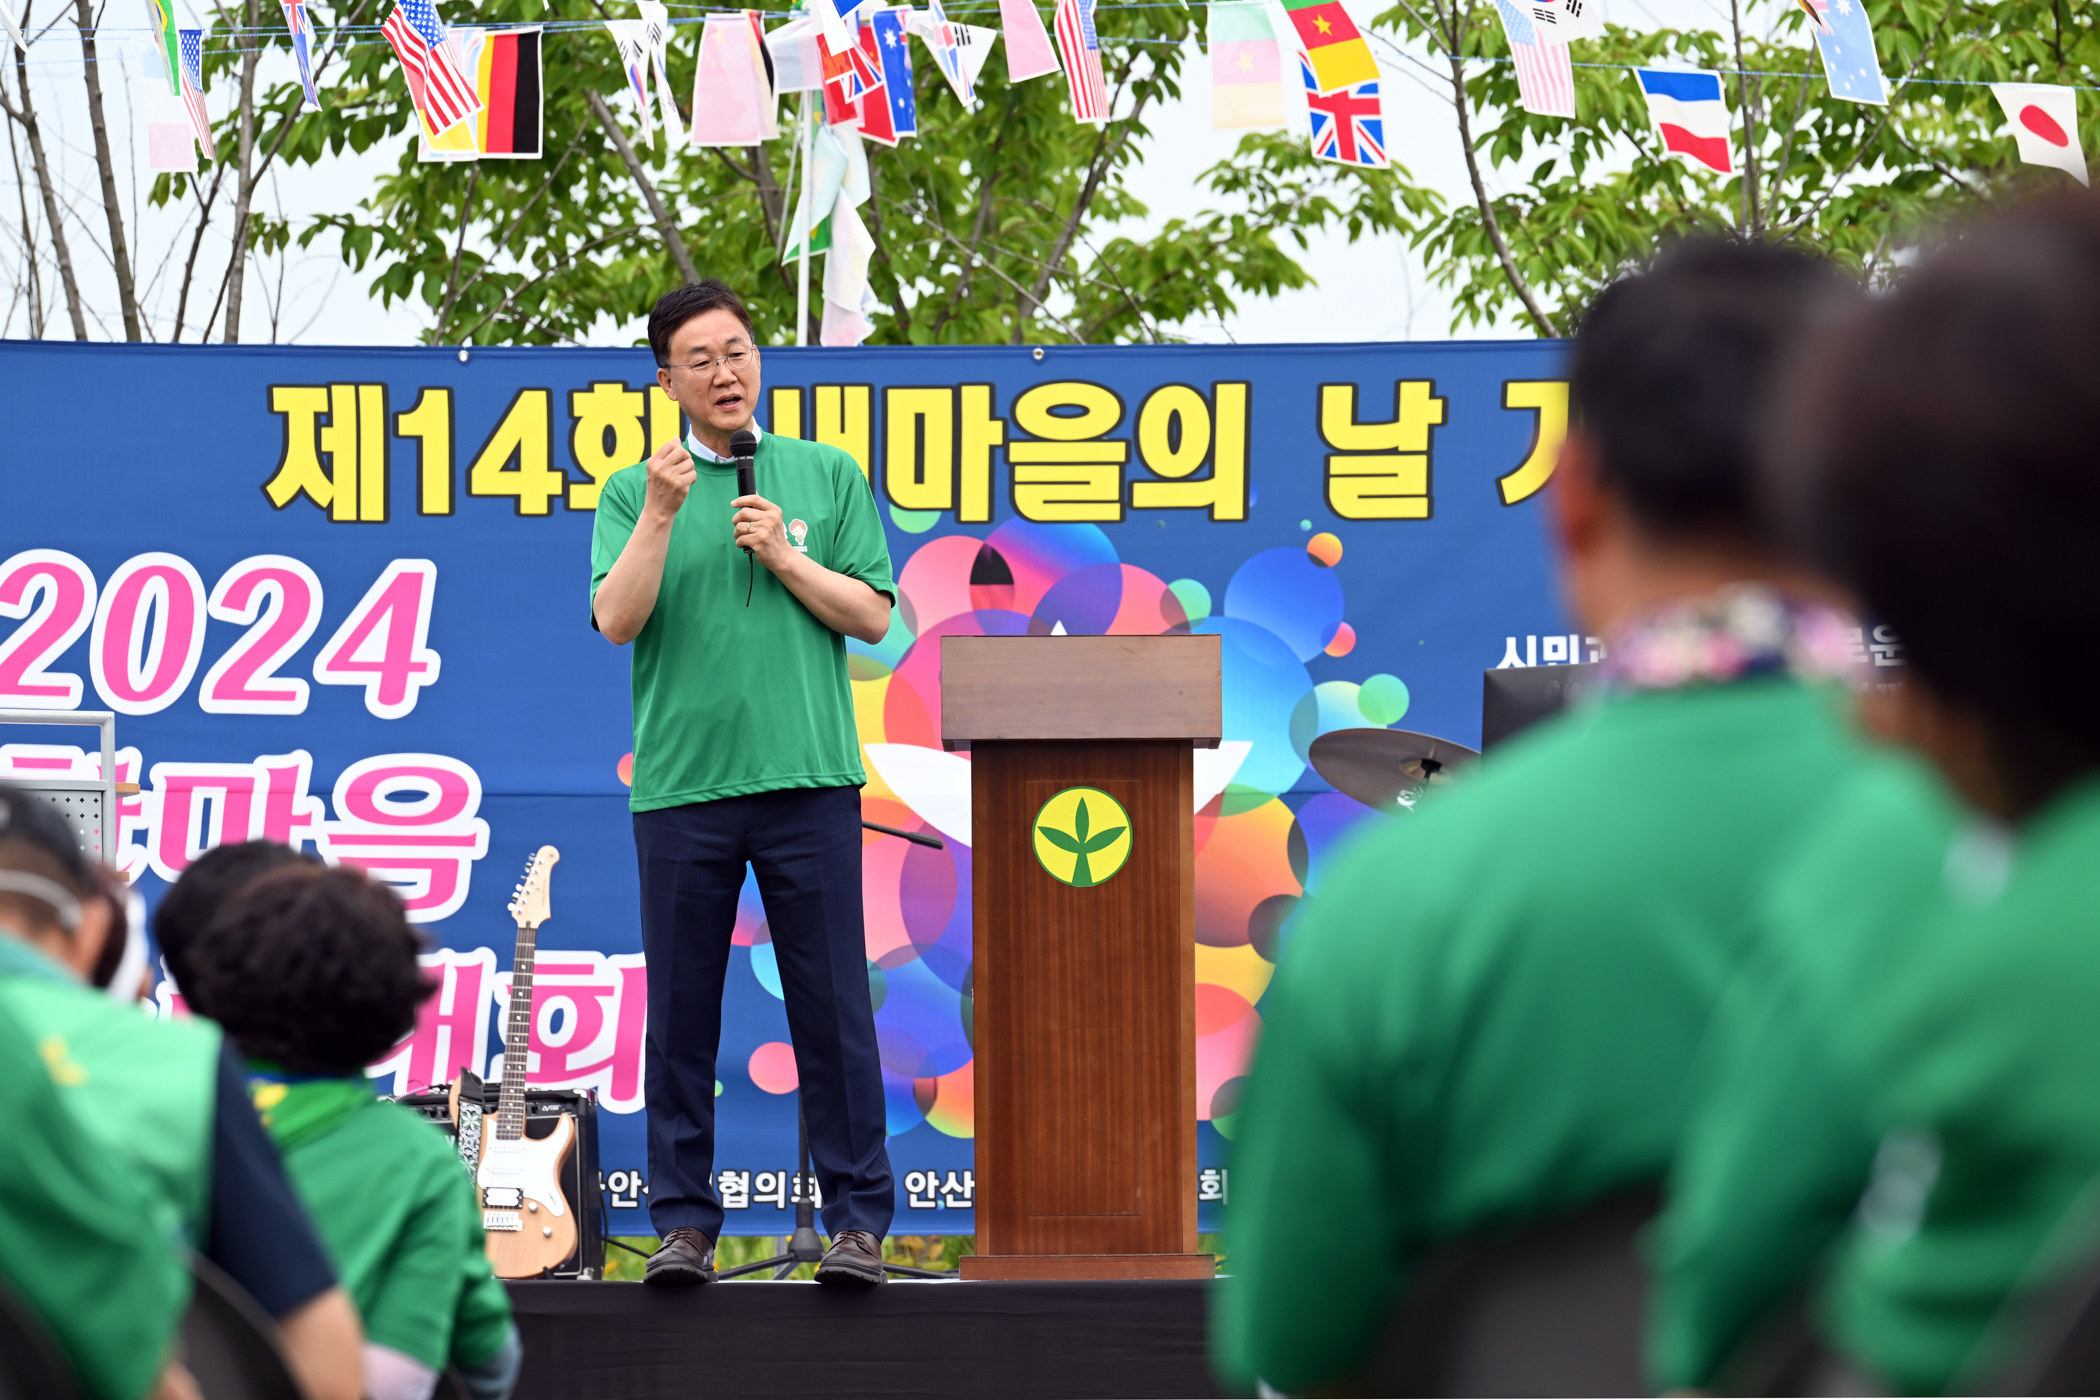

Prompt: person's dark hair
xmin=154 ymin=839 xmax=315 ymax=1004
xmin=0 ymin=783 xmax=98 ymax=936
xmin=648 ymin=280 xmax=755 ymax=366
xmin=1571 ymin=239 xmax=1856 ymax=549
xmin=187 ymin=864 xmax=431 ymax=1076
xmin=1780 ymin=194 xmax=2100 ymax=812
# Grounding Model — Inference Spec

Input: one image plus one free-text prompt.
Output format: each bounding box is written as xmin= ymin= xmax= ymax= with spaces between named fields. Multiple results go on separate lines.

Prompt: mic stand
xmin=713 ymin=819 xmax=957 ymax=1281
xmin=711 ymin=1098 xmax=957 ymax=1281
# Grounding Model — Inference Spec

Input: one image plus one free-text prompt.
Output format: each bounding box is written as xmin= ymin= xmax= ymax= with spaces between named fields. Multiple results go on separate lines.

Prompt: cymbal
xmin=1308 ymin=728 xmax=1481 ymax=812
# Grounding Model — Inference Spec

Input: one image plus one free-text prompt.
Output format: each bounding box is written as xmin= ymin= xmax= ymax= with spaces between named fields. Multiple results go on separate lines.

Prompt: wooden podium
xmin=941 ymin=634 xmax=1222 ymax=1281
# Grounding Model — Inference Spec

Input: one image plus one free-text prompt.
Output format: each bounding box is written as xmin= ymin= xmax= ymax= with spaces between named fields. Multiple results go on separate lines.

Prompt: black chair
xmin=0 ymin=1270 xmax=83 ymax=1400
xmin=181 ymin=1252 xmax=304 ymax=1400
xmin=434 ymin=1367 xmax=473 ymax=1400
xmin=1984 ymin=1241 xmax=2100 ymax=1395
xmin=1341 ymin=1188 xmax=1660 ymax=1397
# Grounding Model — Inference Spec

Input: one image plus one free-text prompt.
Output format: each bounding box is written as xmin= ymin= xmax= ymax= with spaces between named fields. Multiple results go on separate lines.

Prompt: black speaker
xmin=393 ymin=1084 xmax=605 ymax=1280
xmin=1481 ymin=662 xmax=1602 ymax=750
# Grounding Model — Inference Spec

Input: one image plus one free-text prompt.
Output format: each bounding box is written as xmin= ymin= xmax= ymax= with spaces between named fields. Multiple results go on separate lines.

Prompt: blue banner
xmin=2 ymin=338 xmax=1573 ymax=1238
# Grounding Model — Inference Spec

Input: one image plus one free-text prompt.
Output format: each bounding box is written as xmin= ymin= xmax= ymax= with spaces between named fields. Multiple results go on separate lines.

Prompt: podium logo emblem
xmin=1033 ymin=787 xmax=1132 ymax=888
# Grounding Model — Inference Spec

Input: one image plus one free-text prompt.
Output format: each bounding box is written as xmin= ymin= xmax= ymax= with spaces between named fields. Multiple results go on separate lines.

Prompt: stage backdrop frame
xmin=1 ymin=339 xmax=1574 ymax=1236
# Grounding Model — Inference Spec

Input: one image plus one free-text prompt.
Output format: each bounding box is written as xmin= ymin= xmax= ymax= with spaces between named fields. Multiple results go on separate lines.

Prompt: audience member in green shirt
xmin=1648 ymin=752 xmax=1967 ymax=1389
xmin=184 ymin=859 xmax=522 ymax=1400
xmin=1213 ymin=242 xmax=1867 ymax=1395
xmin=1710 ymin=192 xmax=2100 ymax=1393
xmin=0 ymin=995 xmax=190 ymax=1400
xmin=0 ymin=785 xmax=362 ymax=1400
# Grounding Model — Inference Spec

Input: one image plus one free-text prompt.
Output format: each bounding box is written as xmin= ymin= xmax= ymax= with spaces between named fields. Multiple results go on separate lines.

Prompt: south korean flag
xmin=1527 ymin=0 xmax=1605 ymax=41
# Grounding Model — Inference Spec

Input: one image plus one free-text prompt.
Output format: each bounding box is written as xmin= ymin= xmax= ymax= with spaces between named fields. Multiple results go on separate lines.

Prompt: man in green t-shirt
xmin=590 ymin=279 xmax=897 ymax=1287
xmin=1647 ymin=753 xmax=1965 ymax=1391
xmin=1688 ymin=192 xmax=2100 ymax=1394
xmin=1213 ymin=243 xmax=1867 ymax=1395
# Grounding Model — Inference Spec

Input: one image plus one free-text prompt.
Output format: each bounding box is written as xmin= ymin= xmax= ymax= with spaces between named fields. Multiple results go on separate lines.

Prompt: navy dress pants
xmin=634 ymin=785 xmax=893 ymax=1241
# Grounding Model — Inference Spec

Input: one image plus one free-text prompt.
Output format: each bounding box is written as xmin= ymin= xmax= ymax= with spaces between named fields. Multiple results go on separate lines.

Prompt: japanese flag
xmin=1991 ymin=83 xmax=2087 ymax=186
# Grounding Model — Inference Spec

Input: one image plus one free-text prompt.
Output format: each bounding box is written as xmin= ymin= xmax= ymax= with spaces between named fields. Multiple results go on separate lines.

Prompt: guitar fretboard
xmin=496 ymin=920 xmax=536 ymax=1141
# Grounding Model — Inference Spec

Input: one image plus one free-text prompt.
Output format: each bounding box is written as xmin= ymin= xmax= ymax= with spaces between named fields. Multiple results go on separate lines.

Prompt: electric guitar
xmin=479 ymin=845 xmax=579 ymax=1278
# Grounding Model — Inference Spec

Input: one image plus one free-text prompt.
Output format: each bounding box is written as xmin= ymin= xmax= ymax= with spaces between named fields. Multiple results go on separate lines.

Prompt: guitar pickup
xmin=484 ymin=1210 xmax=523 ymax=1233
xmin=483 ymin=1187 xmax=524 ymax=1209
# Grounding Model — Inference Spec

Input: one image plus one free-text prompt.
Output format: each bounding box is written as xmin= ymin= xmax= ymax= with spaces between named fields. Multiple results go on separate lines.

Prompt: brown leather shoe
xmin=644 ymin=1227 xmax=718 ymax=1285
xmin=815 ymin=1229 xmax=886 ymax=1285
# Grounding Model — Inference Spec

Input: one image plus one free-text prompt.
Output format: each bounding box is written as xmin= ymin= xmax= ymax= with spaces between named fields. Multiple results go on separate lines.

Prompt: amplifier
xmin=393 ymin=1084 xmax=605 ymax=1280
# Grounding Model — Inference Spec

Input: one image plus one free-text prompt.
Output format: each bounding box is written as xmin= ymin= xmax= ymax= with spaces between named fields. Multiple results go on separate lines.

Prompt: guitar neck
xmin=496 ymin=918 xmax=536 ymax=1141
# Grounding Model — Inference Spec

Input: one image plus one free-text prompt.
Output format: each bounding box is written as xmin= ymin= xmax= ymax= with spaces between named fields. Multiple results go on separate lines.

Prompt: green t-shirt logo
xmin=1033 ymin=787 xmax=1132 ymax=887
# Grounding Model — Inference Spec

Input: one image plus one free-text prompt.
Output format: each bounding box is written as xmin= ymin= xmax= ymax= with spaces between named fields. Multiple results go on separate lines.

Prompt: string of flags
xmin=111 ymin=0 xmax=2093 ymax=330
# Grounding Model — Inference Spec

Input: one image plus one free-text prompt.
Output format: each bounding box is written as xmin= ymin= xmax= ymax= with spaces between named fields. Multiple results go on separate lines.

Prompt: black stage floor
xmin=507 ymin=1277 xmax=1227 ymax=1399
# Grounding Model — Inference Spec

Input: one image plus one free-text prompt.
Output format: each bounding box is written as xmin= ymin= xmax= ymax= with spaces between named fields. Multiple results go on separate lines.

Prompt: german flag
xmin=420 ymin=26 xmax=542 ymax=159
xmin=1281 ymin=0 xmax=1379 ymax=94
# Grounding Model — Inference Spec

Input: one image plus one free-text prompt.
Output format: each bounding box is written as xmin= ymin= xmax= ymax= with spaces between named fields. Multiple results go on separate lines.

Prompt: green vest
xmin=0 ymin=1003 xmax=191 ymax=1400
xmin=0 ymin=937 xmax=220 ymax=1243
xmin=1648 ymin=754 xmax=1965 ymax=1389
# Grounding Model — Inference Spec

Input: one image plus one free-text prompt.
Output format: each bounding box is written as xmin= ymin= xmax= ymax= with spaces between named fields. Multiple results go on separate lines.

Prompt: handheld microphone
xmin=730 ymin=428 xmax=759 ymax=557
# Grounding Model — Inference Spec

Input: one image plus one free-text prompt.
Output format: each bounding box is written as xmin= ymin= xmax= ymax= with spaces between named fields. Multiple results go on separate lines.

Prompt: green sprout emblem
xmin=1036 ymin=796 xmax=1128 ymax=888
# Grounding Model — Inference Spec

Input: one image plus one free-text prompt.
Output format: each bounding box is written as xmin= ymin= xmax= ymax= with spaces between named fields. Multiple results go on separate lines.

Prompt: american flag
xmin=1300 ymin=55 xmax=1385 ymax=166
xmin=1492 ymin=0 xmax=1575 ymax=118
xmin=177 ymin=29 xmax=217 ymax=157
xmin=382 ymin=0 xmax=481 ymax=136
xmin=280 ymin=0 xmax=321 ymax=110
xmin=1054 ymin=0 xmax=1108 ymax=123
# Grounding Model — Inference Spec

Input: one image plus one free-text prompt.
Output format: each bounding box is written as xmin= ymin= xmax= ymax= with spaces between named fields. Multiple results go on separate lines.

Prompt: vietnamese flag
xmin=1281 ymin=0 xmax=1378 ymax=95
xmin=473 ymin=27 xmax=541 ymax=157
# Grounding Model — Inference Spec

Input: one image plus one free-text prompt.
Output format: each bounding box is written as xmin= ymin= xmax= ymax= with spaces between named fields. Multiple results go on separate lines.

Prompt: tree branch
xmin=72 ymin=0 xmax=141 ymax=337
xmin=929 ymin=86 xmax=1021 ymax=338
xmin=1729 ymin=0 xmax=1761 ymax=235
xmin=173 ymin=161 xmax=231 ymax=341
xmin=586 ymin=86 xmax=701 ymax=284
xmin=433 ymin=165 xmax=478 ymax=339
xmin=1442 ymin=0 xmax=1559 ymax=335
xmin=1014 ymin=59 xmax=1149 ymax=341
xmin=6 ymin=23 xmax=87 ymax=338
xmin=223 ymin=0 xmax=265 ymax=341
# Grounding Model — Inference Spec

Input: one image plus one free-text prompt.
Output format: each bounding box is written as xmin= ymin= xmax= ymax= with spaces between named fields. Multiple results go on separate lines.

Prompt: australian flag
xmin=1301 ymin=55 xmax=1386 ymax=167
xmin=1805 ymin=0 xmax=1886 ymax=104
xmin=870 ymin=6 xmax=915 ymax=137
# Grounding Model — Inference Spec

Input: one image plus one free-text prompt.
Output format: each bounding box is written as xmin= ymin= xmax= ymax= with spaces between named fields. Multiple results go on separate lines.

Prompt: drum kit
xmin=1307 ymin=727 xmax=1480 ymax=812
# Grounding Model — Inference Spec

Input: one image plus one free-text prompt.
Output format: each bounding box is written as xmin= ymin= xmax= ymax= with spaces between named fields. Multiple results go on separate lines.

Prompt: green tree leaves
xmin=1367 ymin=0 xmax=2094 ymax=334
xmin=166 ymin=0 xmax=1410 ymax=345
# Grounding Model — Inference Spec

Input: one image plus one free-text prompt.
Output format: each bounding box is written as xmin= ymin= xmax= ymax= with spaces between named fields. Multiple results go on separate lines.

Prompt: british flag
xmin=382 ymin=0 xmax=481 ymax=136
xmin=1300 ymin=56 xmax=1385 ymax=167
xmin=177 ymin=29 xmax=217 ymax=158
xmin=280 ymin=0 xmax=321 ymax=110
xmin=1054 ymin=0 xmax=1108 ymax=123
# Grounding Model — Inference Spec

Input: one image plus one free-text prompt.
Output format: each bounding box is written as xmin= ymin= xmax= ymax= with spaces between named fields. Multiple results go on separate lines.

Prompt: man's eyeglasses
xmin=664 ymin=349 xmax=754 ymax=375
